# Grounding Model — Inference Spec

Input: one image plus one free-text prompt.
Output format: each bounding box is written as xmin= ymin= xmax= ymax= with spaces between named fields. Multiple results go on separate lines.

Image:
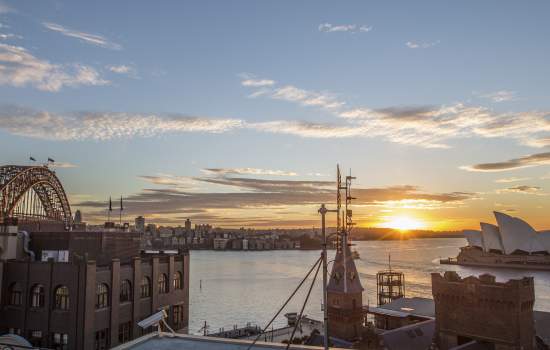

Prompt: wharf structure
xmin=0 ymin=165 xmax=189 ymax=350
xmin=441 ymin=211 xmax=550 ymax=270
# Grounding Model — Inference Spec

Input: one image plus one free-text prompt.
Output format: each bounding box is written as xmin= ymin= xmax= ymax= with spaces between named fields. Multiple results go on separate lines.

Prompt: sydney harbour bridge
xmin=0 ymin=165 xmax=72 ymax=226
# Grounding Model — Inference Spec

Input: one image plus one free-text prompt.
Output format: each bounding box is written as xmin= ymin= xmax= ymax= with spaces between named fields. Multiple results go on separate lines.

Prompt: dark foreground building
xmin=0 ymin=223 xmax=189 ymax=350
xmin=432 ymin=271 xmax=535 ymax=350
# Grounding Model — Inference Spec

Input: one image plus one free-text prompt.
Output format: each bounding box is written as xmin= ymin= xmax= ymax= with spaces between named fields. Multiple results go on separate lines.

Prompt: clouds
xmin=202 ymin=168 xmax=298 ymax=177
xmin=495 ymin=177 xmax=531 ymax=183
xmin=0 ymin=106 xmax=242 ymax=140
xmin=241 ymin=78 xmax=275 ymax=87
xmin=0 ymin=44 xmax=108 ymax=91
xmin=406 ymin=40 xmax=440 ymax=49
xmin=48 ymin=161 xmax=78 ymax=169
xmin=42 ymin=22 xmax=122 ymax=50
xmin=75 ymin=170 xmax=475 ymax=225
xmin=498 ymin=185 xmax=541 ymax=194
xmin=479 ymin=90 xmax=516 ymax=103
xmin=461 ymin=152 xmax=550 ymax=172
xmin=0 ymin=1 xmax=13 ymax=14
xmin=242 ymin=75 xmax=550 ymax=149
xmin=318 ymin=23 xmax=372 ymax=33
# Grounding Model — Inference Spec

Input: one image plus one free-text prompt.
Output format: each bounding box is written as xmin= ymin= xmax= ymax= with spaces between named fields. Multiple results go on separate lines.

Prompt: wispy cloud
xmin=0 ymin=106 xmax=243 ymax=140
xmin=318 ymin=23 xmax=372 ymax=33
xmin=106 ymin=64 xmax=138 ymax=78
xmin=75 ymin=171 xmax=475 ymax=226
xmin=242 ymin=75 xmax=550 ymax=149
xmin=479 ymin=90 xmax=516 ymax=103
xmin=498 ymin=185 xmax=542 ymax=194
xmin=0 ymin=43 xmax=108 ymax=91
xmin=406 ymin=40 xmax=440 ymax=49
xmin=461 ymin=152 xmax=550 ymax=172
xmin=241 ymin=78 xmax=275 ymax=87
xmin=42 ymin=22 xmax=122 ymax=50
xmin=495 ymin=177 xmax=531 ymax=183
xmin=0 ymin=1 xmax=14 ymax=14
xmin=249 ymin=120 xmax=366 ymax=138
xmin=202 ymin=168 xmax=298 ymax=176
xmin=48 ymin=161 xmax=78 ymax=169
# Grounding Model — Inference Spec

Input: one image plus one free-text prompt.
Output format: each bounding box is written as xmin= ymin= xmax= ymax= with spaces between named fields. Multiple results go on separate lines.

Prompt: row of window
xmin=8 ymin=304 xmax=185 ymax=349
xmin=9 ymin=284 xmax=69 ymax=310
xmin=97 ymin=272 xmax=184 ymax=309
xmin=7 ymin=271 xmax=184 ymax=310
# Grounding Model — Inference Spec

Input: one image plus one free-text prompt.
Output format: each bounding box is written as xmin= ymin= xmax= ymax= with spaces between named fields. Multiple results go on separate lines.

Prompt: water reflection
xmin=189 ymin=238 xmax=550 ymax=334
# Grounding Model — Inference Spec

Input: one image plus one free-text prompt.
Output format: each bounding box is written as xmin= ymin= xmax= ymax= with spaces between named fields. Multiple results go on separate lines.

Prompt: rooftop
xmin=372 ymin=297 xmax=435 ymax=319
xmin=111 ymin=332 xmax=348 ymax=350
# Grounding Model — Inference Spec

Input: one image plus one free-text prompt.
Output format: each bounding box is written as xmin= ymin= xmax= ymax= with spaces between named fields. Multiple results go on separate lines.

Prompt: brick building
xmin=0 ymin=225 xmax=189 ymax=350
xmin=432 ymin=271 xmax=535 ymax=350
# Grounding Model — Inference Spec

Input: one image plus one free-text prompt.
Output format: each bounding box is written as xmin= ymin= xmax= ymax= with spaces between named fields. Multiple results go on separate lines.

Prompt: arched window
xmin=30 ymin=284 xmax=45 ymax=308
xmin=96 ymin=283 xmax=109 ymax=309
xmin=8 ymin=282 xmax=22 ymax=306
xmin=140 ymin=277 xmax=151 ymax=298
xmin=120 ymin=280 xmax=132 ymax=303
xmin=54 ymin=286 xmax=70 ymax=310
xmin=173 ymin=272 xmax=183 ymax=290
xmin=158 ymin=274 xmax=168 ymax=294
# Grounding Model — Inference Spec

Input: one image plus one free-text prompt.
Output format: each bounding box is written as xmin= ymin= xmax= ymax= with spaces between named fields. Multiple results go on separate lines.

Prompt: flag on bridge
xmin=29 ymin=156 xmax=36 ymax=162
xmin=109 ymin=197 xmax=113 ymax=212
xmin=47 ymin=158 xmax=55 ymax=163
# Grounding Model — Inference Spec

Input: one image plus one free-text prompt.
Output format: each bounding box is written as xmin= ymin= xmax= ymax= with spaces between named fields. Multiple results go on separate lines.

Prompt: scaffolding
xmin=376 ymin=255 xmax=405 ymax=306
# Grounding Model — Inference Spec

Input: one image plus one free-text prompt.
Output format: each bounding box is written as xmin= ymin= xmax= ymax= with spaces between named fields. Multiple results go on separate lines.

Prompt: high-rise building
xmin=135 ymin=216 xmax=145 ymax=232
xmin=73 ymin=210 xmax=82 ymax=224
xmin=185 ymin=218 xmax=191 ymax=231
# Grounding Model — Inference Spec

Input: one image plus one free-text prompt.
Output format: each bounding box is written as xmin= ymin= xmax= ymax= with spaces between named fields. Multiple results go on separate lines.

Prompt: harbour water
xmin=189 ymin=238 xmax=550 ymax=334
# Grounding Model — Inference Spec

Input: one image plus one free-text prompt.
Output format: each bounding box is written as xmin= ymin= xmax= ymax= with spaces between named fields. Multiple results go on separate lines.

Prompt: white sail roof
xmin=494 ymin=211 xmax=545 ymax=254
xmin=463 ymin=230 xmax=483 ymax=248
xmin=480 ymin=222 xmax=504 ymax=253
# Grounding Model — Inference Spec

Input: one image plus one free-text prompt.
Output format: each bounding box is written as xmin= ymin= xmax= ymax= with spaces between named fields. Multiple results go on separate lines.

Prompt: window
xmin=140 ymin=277 xmax=151 ymax=298
xmin=30 ymin=284 xmax=45 ymax=308
xmin=94 ymin=328 xmax=110 ymax=350
xmin=96 ymin=283 xmax=109 ymax=309
xmin=8 ymin=282 xmax=23 ymax=306
xmin=173 ymin=305 xmax=184 ymax=327
xmin=173 ymin=271 xmax=183 ymax=290
xmin=29 ymin=330 xmax=43 ymax=347
xmin=52 ymin=333 xmax=68 ymax=350
xmin=54 ymin=285 xmax=70 ymax=310
xmin=158 ymin=274 xmax=168 ymax=294
xmin=120 ymin=280 xmax=132 ymax=303
xmin=53 ymin=286 xmax=69 ymax=310
xmin=9 ymin=328 xmax=22 ymax=335
xmin=118 ymin=321 xmax=132 ymax=344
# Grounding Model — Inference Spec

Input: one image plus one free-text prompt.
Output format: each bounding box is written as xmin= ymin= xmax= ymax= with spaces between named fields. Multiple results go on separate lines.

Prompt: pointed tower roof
xmin=327 ymin=234 xmax=363 ymax=294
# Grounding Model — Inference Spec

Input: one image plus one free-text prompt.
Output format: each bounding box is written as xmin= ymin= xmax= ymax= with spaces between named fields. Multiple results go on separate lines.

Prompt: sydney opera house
xmin=442 ymin=211 xmax=550 ymax=270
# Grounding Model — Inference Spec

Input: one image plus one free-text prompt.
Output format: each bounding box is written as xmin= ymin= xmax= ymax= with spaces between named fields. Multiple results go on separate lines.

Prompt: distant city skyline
xmin=0 ymin=0 xmax=549 ymax=230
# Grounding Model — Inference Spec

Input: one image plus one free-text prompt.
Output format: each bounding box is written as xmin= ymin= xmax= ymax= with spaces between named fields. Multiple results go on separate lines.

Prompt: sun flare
xmin=382 ymin=216 xmax=425 ymax=231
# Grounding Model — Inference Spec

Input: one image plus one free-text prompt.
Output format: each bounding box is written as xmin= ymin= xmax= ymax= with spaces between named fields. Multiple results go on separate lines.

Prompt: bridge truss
xmin=0 ymin=165 xmax=72 ymax=226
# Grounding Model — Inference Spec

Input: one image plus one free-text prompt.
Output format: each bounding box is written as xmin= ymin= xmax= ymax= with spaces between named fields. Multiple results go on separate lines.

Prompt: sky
xmin=0 ymin=0 xmax=549 ymax=230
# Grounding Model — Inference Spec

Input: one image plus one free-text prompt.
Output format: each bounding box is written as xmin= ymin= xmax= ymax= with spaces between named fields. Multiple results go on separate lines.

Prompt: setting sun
xmin=382 ymin=216 xmax=426 ymax=231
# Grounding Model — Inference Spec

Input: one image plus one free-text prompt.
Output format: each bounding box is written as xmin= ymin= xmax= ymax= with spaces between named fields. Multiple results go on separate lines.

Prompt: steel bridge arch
xmin=0 ymin=165 xmax=72 ymax=225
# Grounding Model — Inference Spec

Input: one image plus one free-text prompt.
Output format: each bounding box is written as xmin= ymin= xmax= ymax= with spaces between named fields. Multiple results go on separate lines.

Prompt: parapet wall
xmin=432 ymin=271 xmax=535 ymax=350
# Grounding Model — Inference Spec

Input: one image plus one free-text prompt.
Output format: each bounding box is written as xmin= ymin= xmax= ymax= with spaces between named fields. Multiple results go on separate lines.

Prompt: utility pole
xmin=318 ymin=203 xmax=336 ymax=350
